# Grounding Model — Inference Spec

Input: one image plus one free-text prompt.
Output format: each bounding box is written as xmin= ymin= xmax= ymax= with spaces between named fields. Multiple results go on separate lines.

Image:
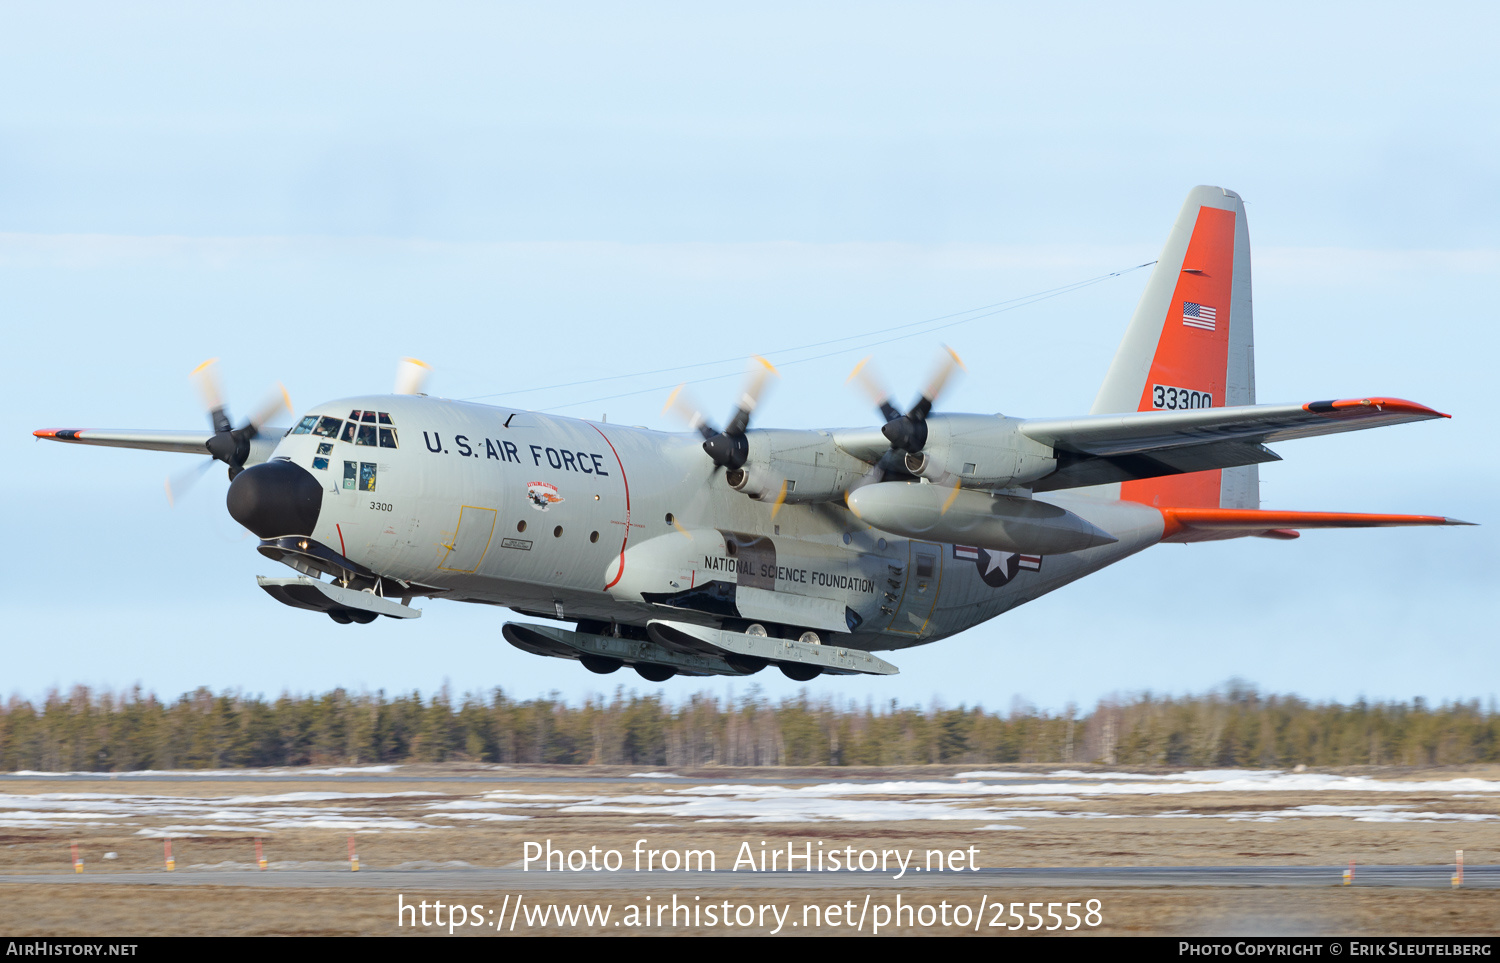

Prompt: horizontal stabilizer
xmin=1160 ymin=508 xmax=1474 ymax=543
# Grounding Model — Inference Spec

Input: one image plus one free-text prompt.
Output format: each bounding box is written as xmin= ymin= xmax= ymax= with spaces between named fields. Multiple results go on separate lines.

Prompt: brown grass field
xmin=1 ymin=763 xmax=1497 ymax=936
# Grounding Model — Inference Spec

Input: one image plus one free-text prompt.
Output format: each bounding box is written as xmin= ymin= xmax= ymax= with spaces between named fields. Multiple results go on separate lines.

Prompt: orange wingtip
xmin=34 ymin=429 xmax=83 ymax=440
xmin=1303 ymin=397 xmax=1449 ymax=419
xmin=1160 ymin=507 xmax=1472 ymax=538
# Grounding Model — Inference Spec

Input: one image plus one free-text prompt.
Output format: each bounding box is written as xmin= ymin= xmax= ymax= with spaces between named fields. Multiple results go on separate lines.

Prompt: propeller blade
xmin=663 ymin=384 xmax=719 ymax=441
xmin=165 ymin=458 xmax=214 ymax=506
xmin=940 ymin=480 xmax=963 ymax=515
xmin=394 ymin=357 xmax=432 ymax=395
xmin=724 ymin=355 xmax=778 ymax=436
xmin=848 ymin=356 xmax=903 ymax=423
xmin=911 ymin=345 xmax=965 ymax=420
xmin=769 ymin=479 xmax=789 ymax=520
xmin=846 ymin=462 xmax=883 ymax=496
xmin=243 ymin=383 xmax=292 ymax=435
xmin=191 ymin=358 xmax=232 ymax=434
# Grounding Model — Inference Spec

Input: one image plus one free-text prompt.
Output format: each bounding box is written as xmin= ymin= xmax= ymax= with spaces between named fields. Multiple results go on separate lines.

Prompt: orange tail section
xmin=1093 ymin=186 xmax=1255 ymax=510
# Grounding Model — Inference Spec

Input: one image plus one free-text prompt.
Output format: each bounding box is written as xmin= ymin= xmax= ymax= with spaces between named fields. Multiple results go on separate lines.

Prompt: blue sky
xmin=4 ymin=2 xmax=1495 ymax=712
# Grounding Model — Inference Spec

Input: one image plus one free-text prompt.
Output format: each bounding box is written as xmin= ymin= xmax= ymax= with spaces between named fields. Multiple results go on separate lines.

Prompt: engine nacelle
xmin=725 ymin=429 xmax=872 ymax=503
xmin=902 ymin=414 xmax=1056 ymax=490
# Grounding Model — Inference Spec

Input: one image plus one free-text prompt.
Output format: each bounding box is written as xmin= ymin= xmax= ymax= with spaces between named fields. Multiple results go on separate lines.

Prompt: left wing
xmin=34 ymin=428 xmax=214 ymax=455
xmin=34 ymin=427 xmax=286 ymax=466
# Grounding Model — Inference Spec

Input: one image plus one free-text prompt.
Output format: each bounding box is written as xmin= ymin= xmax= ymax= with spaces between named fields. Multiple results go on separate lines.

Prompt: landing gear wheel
xmin=635 ymin=664 xmax=677 ymax=682
xmin=327 ymin=610 xmax=352 ymax=624
xmin=798 ymin=631 xmax=822 ymax=645
xmin=779 ymin=663 xmax=821 ymax=682
xmin=347 ymin=610 xmax=377 ymax=624
xmin=744 ymin=623 xmax=769 ymax=637
xmin=579 ymin=655 xmax=623 ymax=674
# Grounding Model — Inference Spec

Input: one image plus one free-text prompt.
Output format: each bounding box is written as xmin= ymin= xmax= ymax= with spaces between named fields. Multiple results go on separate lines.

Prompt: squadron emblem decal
xmin=957 ymin=545 xmax=1042 ymax=588
xmin=526 ymin=481 xmax=564 ymax=511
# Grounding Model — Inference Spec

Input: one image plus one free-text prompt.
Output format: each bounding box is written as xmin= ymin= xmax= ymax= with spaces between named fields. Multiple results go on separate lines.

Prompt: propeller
xmin=664 ymin=356 xmax=790 ymax=517
xmin=664 ymin=356 xmax=779 ymax=473
xmin=394 ymin=357 xmax=432 ymax=395
xmin=846 ymin=346 xmax=965 ymax=491
xmin=188 ymin=358 xmax=291 ymax=483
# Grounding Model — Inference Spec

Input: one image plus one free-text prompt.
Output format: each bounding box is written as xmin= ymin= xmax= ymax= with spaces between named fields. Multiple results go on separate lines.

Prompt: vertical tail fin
xmin=1092 ymin=185 xmax=1257 ymax=509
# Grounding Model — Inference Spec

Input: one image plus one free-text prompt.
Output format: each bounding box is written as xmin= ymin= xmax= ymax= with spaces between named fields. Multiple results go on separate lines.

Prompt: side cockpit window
xmin=292 ymin=415 xmax=318 ymax=435
xmin=313 ymin=416 xmax=343 ymax=438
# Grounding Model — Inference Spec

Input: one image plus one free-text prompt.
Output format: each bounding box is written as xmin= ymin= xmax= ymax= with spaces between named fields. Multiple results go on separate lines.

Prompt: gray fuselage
xmin=273 ymin=395 xmax=1167 ymax=652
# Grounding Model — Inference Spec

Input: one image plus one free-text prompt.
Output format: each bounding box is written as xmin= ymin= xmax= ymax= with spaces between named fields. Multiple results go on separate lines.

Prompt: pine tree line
xmin=2 ymin=683 xmax=1497 ymax=772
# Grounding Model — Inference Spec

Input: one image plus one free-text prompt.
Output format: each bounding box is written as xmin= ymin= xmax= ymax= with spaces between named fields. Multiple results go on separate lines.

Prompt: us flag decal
xmin=1182 ymin=301 xmax=1217 ymax=331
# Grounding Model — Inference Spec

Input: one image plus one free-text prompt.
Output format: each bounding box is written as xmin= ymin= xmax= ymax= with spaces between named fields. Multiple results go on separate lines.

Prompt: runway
xmin=0 ymin=864 xmax=1490 ymax=890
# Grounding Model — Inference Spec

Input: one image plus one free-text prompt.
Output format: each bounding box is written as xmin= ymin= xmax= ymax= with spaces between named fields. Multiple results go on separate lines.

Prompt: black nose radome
xmin=227 ymin=459 xmax=323 ymax=539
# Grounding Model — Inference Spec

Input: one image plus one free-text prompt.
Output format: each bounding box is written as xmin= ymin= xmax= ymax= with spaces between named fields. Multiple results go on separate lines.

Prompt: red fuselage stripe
xmin=590 ymin=424 xmax=630 ymax=590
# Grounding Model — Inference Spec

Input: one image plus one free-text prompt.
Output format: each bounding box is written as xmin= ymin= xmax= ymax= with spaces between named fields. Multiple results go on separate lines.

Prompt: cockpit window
xmin=359 ymin=462 xmax=378 ymax=491
xmin=314 ymin=411 xmax=397 ymax=445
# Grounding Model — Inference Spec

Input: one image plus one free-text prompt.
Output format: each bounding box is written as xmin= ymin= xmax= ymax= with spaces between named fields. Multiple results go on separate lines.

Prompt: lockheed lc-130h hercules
xmin=35 ymin=187 xmax=1470 ymax=683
